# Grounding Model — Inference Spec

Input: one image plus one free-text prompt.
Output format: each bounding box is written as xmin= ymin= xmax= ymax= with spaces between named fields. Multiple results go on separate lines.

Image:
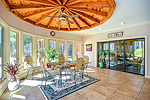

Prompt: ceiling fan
xmin=46 ymin=8 xmax=79 ymax=24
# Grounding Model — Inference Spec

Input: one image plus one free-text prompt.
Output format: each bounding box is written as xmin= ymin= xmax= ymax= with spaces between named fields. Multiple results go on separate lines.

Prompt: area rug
xmin=38 ymin=74 xmax=100 ymax=100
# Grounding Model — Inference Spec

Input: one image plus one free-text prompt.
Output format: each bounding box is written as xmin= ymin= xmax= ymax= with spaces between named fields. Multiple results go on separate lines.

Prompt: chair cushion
xmin=46 ymin=70 xmax=59 ymax=76
xmin=28 ymin=66 xmax=40 ymax=70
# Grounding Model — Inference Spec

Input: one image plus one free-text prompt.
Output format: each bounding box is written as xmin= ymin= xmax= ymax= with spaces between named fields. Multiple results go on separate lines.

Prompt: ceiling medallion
xmin=1 ymin=0 xmax=116 ymax=31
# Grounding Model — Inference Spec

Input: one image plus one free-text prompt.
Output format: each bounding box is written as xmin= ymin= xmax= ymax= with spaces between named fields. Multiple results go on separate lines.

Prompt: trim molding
xmin=0 ymin=79 xmax=7 ymax=96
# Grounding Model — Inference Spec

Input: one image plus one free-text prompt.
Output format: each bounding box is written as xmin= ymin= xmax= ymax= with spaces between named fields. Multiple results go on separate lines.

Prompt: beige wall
xmin=0 ymin=0 xmax=83 ymax=41
xmin=83 ymin=23 xmax=150 ymax=77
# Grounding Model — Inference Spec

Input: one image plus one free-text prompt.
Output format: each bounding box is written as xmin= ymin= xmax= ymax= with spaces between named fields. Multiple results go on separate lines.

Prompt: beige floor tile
xmin=107 ymin=91 xmax=135 ymax=100
xmin=145 ymin=78 xmax=150 ymax=85
xmin=86 ymin=82 xmax=99 ymax=89
xmin=120 ymin=83 xmax=142 ymax=92
xmin=103 ymin=81 xmax=121 ymax=90
xmin=93 ymin=86 xmax=115 ymax=97
xmin=117 ymin=87 xmax=139 ymax=99
xmin=137 ymin=93 xmax=150 ymax=100
xmin=60 ymin=92 xmax=81 ymax=100
xmin=82 ymin=90 xmax=107 ymax=100
xmin=140 ymin=84 xmax=150 ymax=95
xmin=75 ymin=95 xmax=87 ymax=100
xmin=76 ymin=87 xmax=92 ymax=95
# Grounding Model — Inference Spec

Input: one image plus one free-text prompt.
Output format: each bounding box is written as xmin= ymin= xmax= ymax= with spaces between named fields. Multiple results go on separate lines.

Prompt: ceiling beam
xmin=1 ymin=0 xmax=11 ymax=11
xmin=11 ymin=5 xmax=54 ymax=11
xmin=23 ymin=9 xmax=55 ymax=19
xmin=15 ymin=0 xmax=56 ymax=6
xmin=65 ymin=11 xmax=80 ymax=29
xmin=47 ymin=12 xmax=58 ymax=28
xmin=56 ymin=0 xmax=62 ymax=5
xmin=66 ymin=0 xmax=81 ymax=6
xmin=63 ymin=0 xmax=68 ymax=5
xmin=70 ymin=8 xmax=107 ymax=16
xmin=68 ymin=11 xmax=90 ymax=27
xmin=69 ymin=2 xmax=110 ymax=8
xmin=47 ymin=0 xmax=59 ymax=5
xmin=69 ymin=9 xmax=100 ymax=23
xmin=35 ymin=10 xmax=57 ymax=25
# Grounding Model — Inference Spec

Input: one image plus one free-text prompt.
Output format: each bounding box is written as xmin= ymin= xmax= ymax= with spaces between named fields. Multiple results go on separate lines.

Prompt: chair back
xmin=83 ymin=56 xmax=89 ymax=62
xmin=40 ymin=60 xmax=45 ymax=72
xmin=25 ymin=57 xmax=33 ymax=68
xmin=76 ymin=59 xmax=83 ymax=71
xmin=58 ymin=55 xmax=65 ymax=62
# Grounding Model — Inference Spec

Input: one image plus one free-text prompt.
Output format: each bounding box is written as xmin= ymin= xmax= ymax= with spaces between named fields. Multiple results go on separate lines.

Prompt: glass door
xmin=37 ymin=38 xmax=44 ymax=66
xmin=97 ymin=42 xmax=109 ymax=68
xmin=125 ymin=39 xmax=144 ymax=75
xmin=110 ymin=41 xmax=124 ymax=71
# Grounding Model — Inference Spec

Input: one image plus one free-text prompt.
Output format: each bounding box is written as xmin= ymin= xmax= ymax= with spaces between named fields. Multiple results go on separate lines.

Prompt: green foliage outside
xmin=134 ymin=48 xmax=144 ymax=56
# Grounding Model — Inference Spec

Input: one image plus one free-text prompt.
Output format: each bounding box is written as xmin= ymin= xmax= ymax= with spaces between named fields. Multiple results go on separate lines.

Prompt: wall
xmin=83 ymin=23 xmax=150 ymax=77
xmin=0 ymin=0 xmax=83 ymax=41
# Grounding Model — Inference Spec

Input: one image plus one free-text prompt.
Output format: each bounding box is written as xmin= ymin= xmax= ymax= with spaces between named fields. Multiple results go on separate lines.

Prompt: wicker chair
xmin=25 ymin=57 xmax=41 ymax=79
xmin=83 ymin=56 xmax=89 ymax=75
xmin=40 ymin=60 xmax=59 ymax=89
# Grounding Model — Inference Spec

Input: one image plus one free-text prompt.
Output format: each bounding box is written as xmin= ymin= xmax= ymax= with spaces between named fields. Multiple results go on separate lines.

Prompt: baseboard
xmin=0 ymin=79 xmax=7 ymax=96
xmin=88 ymin=64 xmax=96 ymax=67
xmin=145 ymin=76 xmax=150 ymax=78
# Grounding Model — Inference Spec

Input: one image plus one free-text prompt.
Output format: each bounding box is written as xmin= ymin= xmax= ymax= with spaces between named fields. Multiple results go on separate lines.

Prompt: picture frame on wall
xmin=86 ymin=44 xmax=92 ymax=51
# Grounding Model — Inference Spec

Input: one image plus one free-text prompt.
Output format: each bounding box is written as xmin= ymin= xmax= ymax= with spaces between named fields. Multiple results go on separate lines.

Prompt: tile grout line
xmin=135 ymin=78 xmax=147 ymax=100
xmin=106 ymin=76 xmax=131 ymax=99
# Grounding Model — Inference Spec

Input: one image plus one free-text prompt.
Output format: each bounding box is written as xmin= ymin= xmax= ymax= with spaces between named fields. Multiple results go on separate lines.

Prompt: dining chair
xmin=72 ymin=58 xmax=84 ymax=84
xmin=40 ymin=60 xmax=59 ymax=89
xmin=25 ymin=57 xmax=41 ymax=79
xmin=83 ymin=56 xmax=89 ymax=75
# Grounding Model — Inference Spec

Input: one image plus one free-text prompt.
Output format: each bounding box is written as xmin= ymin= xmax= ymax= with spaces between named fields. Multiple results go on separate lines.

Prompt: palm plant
xmin=41 ymin=46 xmax=60 ymax=63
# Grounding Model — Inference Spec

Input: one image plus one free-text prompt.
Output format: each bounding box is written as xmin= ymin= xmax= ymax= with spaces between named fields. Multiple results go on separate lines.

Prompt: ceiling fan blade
xmin=66 ymin=15 xmax=79 ymax=18
xmin=66 ymin=19 xmax=74 ymax=24
xmin=56 ymin=20 xmax=61 ymax=24
xmin=56 ymin=8 xmax=62 ymax=15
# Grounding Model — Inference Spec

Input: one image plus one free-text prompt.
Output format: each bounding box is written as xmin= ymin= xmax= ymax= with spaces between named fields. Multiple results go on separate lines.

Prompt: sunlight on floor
xmin=85 ymin=68 xmax=95 ymax=73
xmin=20 ymin=80 xmax=42 ymax=86
xmin=11 ymin=94 xmax=26 ymax=99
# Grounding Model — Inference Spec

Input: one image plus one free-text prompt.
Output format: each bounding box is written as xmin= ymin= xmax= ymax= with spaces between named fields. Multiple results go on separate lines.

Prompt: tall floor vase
xmin=7 ymin=75 xmax=19 ymax=92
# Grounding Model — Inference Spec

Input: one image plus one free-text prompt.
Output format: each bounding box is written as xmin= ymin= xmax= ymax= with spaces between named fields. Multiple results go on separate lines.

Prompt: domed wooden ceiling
xmin=1 ymin=0 xmax=116 ymax=31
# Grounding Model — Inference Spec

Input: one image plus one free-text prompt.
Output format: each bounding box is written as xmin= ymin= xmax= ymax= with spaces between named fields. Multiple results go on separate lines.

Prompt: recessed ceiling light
xmin=120 ymin=22 xmax=125 ymax=25
xmin=99 ymin=28 xmax=102 ymax=30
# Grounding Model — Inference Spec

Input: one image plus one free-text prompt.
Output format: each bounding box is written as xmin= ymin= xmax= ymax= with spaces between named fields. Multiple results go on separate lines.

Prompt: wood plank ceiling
xmin=1 ymin=0 xmax=116 ymax=31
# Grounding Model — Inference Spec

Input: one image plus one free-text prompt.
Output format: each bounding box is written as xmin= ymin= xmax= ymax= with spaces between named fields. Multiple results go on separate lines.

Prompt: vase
xmin=7 ymin=75 xmax=19 ymax=92
xmin=100 ymin=62 xmax=103 ymax=69
xmin=46 ymin=63 xmax=51 ymax=68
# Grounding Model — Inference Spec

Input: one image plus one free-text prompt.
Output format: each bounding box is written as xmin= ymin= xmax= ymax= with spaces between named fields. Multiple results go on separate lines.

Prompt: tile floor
xmin=0 ymin=66 xmax=150 ymax=100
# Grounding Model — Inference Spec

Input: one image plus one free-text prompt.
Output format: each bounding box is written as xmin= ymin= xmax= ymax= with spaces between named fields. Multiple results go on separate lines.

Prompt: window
xmin=10 ymin=31 xmax=17 ymax=63
xmin=24 ymin=35 xmax=32 ymax=68
xmin=37 ymin=38 xmax=44 ymax=66
xmin=49 ymin=40 xmax=56 ymax=50
xmin=68 ymin=42 xmax=73 ymax=61
xmin=0 ymin=26 xmax=3 ymax=81
xmin=76 ymin=44 xmax=81 ymax=58
xmin=59 ymin=41 xmax=65 ymax=55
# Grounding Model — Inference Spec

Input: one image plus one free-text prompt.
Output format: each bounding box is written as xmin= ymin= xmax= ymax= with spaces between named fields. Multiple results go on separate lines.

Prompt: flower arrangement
xmin=3 ymin=58 xmax=23 ymax=81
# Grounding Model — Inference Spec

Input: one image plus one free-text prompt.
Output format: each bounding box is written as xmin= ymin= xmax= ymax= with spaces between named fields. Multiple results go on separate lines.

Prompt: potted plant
xmin=41 ymin=46 xmax=60 ymax=68
xmin=3 ymin=58 xmax=23 ymax=91
xmin=99 ymin=50 xmax=109 ymax=68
